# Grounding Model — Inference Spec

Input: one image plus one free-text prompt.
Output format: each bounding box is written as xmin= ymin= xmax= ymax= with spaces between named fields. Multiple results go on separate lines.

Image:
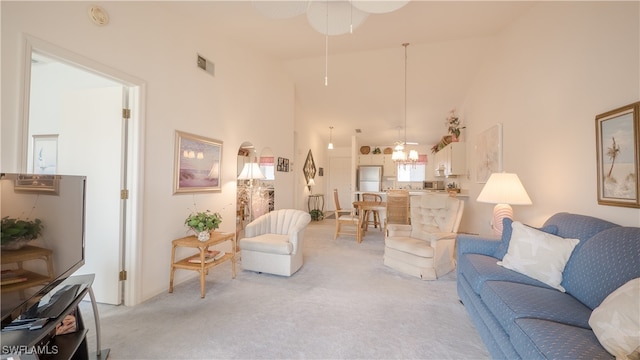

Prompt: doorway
xmin=22 ymin=37 xmax=144 ymax=306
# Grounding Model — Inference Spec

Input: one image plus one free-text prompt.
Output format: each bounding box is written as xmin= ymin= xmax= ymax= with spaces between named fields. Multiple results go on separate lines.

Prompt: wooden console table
xmin=169 ymin=231 xmax=236 ymax=298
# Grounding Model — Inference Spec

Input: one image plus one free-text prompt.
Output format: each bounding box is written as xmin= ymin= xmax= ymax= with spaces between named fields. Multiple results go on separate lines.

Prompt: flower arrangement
xmin=446 ymin=109 xmax=465 ymax=139
xmin=1 ymin=216 xmax=43 ymax=250
xmin=185 ymin=210 xmax=222 ymax=235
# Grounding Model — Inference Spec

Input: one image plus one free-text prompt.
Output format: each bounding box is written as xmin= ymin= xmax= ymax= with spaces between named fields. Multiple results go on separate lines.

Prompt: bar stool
xmin=361 ymin=193 xmax=383 ymax=231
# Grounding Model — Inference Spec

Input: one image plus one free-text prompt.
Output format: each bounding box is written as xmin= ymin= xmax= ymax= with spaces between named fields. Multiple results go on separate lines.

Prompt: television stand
xmin=0 ymin=274 xmax=110 ymax=360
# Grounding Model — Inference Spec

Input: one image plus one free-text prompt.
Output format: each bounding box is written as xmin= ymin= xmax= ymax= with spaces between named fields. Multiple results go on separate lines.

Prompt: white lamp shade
xmin=307 ymin=178 xmax=315 ymax=186
xmin=238 ymin=162 xmax=266 ymax=180
xmin=477 ymin=173 xmax=532 ymax=205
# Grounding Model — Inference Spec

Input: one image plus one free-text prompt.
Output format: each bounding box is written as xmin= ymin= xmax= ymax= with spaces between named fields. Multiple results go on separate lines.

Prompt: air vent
xmin=355 ymin=129 xmax=362 ymax=133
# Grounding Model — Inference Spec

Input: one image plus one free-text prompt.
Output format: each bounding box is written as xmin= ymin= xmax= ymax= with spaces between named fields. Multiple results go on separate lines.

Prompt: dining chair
xmin=384 ymin=189 xmax=410 ymax=235
xmin=361 ymin=193 xmax=383 ymax=231
xmin=332 ymin=189 xmax=360 ymax=240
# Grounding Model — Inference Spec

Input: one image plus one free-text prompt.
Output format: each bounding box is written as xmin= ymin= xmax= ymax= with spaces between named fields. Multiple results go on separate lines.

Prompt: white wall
xmin=461 ymin=2 xmax=640 ymax=234
xmin=2 ymin=2 xmax=297 ymax=302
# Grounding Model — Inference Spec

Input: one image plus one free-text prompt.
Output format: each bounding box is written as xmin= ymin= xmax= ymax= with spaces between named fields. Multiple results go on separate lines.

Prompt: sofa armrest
xmin=387 ymin=224 xmax=412 ymax=237
xmin=456 ymin=234 xmax=501 ymax=257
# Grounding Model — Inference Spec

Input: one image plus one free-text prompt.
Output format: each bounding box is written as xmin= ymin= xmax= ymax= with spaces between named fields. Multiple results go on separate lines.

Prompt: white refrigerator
xmin=358 ymin=166 xmax=383 ymax=192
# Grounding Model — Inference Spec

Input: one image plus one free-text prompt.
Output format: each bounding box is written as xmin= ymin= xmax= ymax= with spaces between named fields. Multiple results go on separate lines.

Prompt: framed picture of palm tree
xmin=595 ymin=101 xmax=639 ymax=208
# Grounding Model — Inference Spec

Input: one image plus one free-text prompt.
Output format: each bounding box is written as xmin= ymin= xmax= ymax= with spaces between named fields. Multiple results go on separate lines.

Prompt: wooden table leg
xmin=169 ymin=245 xmax=176 ymax=293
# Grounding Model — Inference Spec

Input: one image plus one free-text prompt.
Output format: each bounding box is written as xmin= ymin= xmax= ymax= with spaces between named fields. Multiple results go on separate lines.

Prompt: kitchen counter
xmin=353 ymin=190 xmax=469 ymax=199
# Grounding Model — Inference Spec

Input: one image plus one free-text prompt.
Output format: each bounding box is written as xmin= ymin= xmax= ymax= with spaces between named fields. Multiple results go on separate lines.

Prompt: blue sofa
xmin=456 ymin=212 xmax=640 ymax=359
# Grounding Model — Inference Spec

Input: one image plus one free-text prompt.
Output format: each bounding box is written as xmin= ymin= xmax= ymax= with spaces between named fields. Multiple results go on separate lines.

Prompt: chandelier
xmin=393 ymin=42 xmax=418 ymax=167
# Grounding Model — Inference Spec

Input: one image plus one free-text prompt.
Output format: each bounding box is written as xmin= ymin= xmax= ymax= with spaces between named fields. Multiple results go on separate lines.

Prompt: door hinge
xmin=122 ymin=108 xmax=131 ymax=119
xmin=119 ymin=270 xmax=127 ymax=281
xmin=121 ymin=189 xmax=129 ymax=199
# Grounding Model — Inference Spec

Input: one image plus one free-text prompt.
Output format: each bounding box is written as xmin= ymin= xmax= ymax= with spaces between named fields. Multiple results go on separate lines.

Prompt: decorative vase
xmin=197 ymin=231 xmax=211 ymax=242
xmin=451 ymin=133 xmax=459 ymax=142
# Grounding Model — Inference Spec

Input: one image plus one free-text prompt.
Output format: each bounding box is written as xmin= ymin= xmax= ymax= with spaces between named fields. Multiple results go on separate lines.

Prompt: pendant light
xmin=393 ymin=43 xmax=418 ymax=167
xmin=328 ymin=126 xmax=334 ymax=150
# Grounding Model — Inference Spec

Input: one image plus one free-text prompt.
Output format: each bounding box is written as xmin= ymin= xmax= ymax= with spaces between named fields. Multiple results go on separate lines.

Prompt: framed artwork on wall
xmin=173 ymin=131 xmax=222 ymax=194
xmin=475 ymin=124 xmax=503 ymax=183
xmin=277 ymin=157 xmax=290 ymax=172
xmin=303 ymin=150 xmax=316 ymax=185
xmin=32 ymin=134 xmax=58 ymax=174
xmin=595 ymin=101 xmax=640 ymax=208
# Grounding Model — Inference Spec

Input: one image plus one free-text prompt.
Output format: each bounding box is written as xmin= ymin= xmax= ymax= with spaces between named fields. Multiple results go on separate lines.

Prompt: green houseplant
xmin=309 ymin=209 xmax=324 ymax=221
xmin=1 ymin=216 xmax=43 ymax=250
xmin=185 ymin=210 xmax=222 ymax=241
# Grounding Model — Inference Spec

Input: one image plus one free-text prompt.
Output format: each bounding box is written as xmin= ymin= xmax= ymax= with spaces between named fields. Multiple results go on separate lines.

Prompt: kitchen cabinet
xmin=434 ymin=142 xmax=466 ymax=177
xmin=382 ymin=155 xmax=397 ymax=177
xmin=358 ymin=154 xmax=384 ymax=166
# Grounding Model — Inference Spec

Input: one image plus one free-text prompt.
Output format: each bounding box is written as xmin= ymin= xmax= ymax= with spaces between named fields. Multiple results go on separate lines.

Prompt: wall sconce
xmin=307 ymin=178 xmax=315 ymax=193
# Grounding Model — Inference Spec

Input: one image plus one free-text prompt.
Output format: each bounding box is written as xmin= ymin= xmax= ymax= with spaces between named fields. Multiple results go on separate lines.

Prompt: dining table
xmin=352 ymin=200 xmax=387 ymax=243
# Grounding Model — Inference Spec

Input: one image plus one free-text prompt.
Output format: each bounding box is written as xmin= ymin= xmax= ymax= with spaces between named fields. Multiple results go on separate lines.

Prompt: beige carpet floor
xmin=81 ymin=219 xmax=489 ymax=359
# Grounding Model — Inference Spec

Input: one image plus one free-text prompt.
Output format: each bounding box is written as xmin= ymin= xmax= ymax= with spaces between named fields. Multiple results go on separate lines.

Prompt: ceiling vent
xmin=355 ymin=129 xmax=362 ymax=133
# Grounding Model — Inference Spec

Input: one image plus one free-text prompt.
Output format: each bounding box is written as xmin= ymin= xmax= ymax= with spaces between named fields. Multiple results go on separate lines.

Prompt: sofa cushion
xmin=480 ymin=281 xmax=593 ymax=335
xmin=563 ymin=226 xmax=640 ymax=309
xmin=589 ymin=278 xmax=640 ymax=359
xmin=542 ymin=212 xmax=619 ymax=243
xmin=498 ymin=222 xmax=579 ymax=291
xmin=239 ymin=234 xmax=292 ymax=255
xmin=510 ymin=318 xmax=613 ymax=360
xmin=458 ymin=253 xmax=555 ymax=295
xmin=493 ymin=218 xmax=558 ymax=260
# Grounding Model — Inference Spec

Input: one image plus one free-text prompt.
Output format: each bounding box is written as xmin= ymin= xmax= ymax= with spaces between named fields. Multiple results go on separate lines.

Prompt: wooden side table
xmin=169 ymin=231 xmax=236 ymax=298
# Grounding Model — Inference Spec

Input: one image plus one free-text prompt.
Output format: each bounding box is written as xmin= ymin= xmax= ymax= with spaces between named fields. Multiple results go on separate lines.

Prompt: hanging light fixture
xmin=393 ymin=43 xmax=418 ymax=168
xmin=328 ymin=126 xmax=334 ymax=149
xmin=252 ymin=0 xmax=408 ymax=86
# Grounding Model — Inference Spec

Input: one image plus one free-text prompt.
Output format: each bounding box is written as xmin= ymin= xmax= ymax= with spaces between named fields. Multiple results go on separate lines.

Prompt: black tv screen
xmin=0 ymin=173 xmax=86 ymax=325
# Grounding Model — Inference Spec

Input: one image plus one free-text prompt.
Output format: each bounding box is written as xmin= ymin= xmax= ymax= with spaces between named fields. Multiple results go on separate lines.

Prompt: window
xmin=397 ymin=154 xmax=427 ymax=182
xmin=259 ymin=156 xmax=275 ymax=180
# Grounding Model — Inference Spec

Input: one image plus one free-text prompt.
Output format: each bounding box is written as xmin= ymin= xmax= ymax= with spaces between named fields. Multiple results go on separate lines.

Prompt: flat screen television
xmin=0 ymin=173 xmax=86 ymax=326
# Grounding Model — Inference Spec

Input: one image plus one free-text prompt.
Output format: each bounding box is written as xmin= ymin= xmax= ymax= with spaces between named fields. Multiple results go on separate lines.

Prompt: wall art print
xmin=475 ymin=124 xmax=503 ymax=183
xmin=596 ymin=101 xmax=640 ymax=208
xmin=174 ymin=131 xmax=222 ymax=194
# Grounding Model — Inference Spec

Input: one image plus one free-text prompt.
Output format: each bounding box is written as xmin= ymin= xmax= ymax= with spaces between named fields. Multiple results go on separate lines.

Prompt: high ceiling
xmin=167 ymin=1 xmax=535 ymax=148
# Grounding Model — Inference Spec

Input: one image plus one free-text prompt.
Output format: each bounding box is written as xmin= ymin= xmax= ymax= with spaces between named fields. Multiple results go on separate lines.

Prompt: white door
xmin=328 ymin=156 xmax=352 ymax=211
xmin=58 ymin=86 xmax=124 ymax=305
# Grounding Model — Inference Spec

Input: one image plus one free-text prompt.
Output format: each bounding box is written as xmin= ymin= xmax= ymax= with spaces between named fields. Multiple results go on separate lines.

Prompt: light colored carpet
xmin=81 ymin=219 xmax=489 ymax=359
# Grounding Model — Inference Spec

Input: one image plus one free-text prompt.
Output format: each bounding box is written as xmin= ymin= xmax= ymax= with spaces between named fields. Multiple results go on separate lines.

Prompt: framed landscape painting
xmin=174 ymin=131 xmax=222 ymax=194
xmin=595 ymin=101 xmax=640 ymax=208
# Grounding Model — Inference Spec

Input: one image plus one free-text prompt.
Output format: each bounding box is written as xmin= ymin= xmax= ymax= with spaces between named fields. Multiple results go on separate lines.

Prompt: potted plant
xmin=309 ymin=209 xmax=324 ymax=221
xmin=1 ymin=216 xmax=43 ymax=250
xmin=446 ymin=109 xmax=465 ymax=141
xmin=185 ymin=210 xmax=222 ymax=241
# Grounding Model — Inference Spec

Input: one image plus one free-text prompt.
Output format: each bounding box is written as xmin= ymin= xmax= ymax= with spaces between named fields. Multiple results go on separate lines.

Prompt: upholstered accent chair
xmin=239 ymin=209 xmax=311 ymax=276
xmin=333 ymin=189 xmax=360 ymax=240
xmin=384 ymin=194 xmax=464 ymax=280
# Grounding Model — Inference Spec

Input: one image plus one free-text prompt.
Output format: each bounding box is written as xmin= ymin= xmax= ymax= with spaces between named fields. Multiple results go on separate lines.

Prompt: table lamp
xmin=238 ymin=160 xmax=266 ymax=222
xmin=476 ymin=172 xmax=532 ymax=236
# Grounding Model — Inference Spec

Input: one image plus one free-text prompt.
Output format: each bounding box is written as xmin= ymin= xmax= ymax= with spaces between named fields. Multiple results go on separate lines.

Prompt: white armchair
xmin=239 ymin=209 xmax=311 ymax=276
xmin=384 ymin=194 xmax=464 ymax=280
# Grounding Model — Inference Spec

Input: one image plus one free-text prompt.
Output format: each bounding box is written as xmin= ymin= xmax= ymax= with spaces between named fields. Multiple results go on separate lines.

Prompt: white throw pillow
xmin=497 ymin=221 xmax=579 ymax=292
xmin=589 ymin=278 xmax=640 ymax=360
